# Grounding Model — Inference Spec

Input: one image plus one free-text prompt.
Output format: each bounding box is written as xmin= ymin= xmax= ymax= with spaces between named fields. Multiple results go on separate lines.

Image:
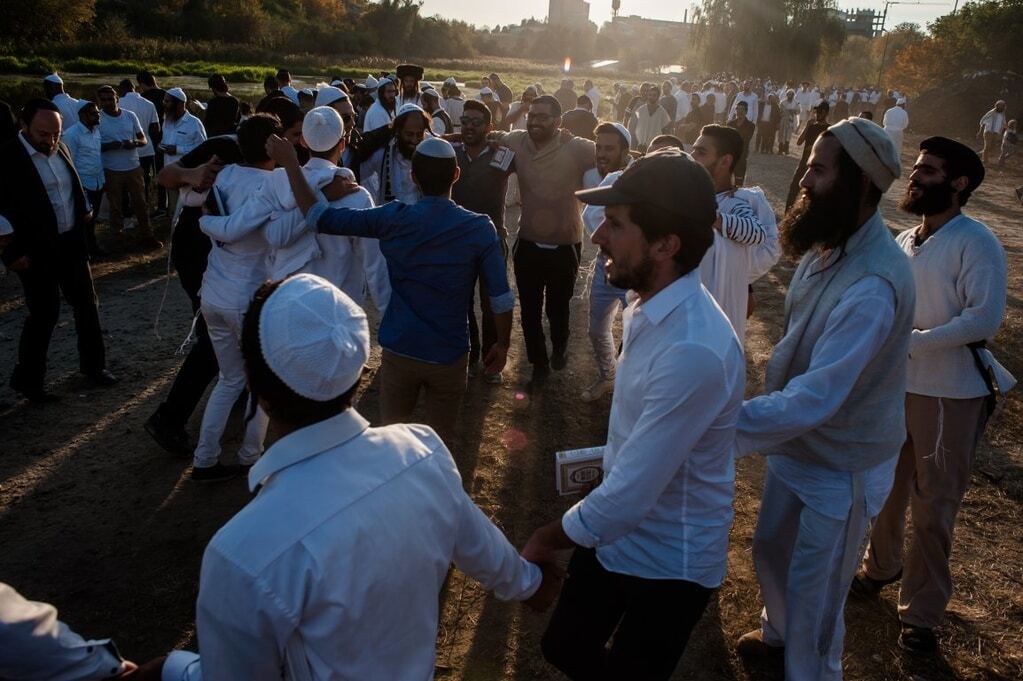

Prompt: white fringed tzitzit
xmin=575 ymin=254 xmax=599 ymax=302
xmin=924 ymin=397 xmax=950 ymax=471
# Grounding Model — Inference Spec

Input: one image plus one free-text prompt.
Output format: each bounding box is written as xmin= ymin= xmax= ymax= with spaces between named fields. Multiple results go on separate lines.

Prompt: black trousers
xmin=542 ymin=548 xmax=714 ymax=681
xmin=154 ymin=208 xmax=218 ymax=427
xmin=11 ymin=238 xmax=105 ymax=391
xmin=85 ymin=188 xmax=104 ymax=253
xmin=152 ymin=150 xmax=167 ymax=210
xmin=512 ymin=239 xmax=580 ymax=367
xmin=468 ymin=237 xmax=508 ymax=365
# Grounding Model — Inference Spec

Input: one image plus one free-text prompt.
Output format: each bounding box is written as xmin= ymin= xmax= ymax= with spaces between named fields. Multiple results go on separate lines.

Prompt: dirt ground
xmin=1 ymin=135 xmax=1021 ymax=680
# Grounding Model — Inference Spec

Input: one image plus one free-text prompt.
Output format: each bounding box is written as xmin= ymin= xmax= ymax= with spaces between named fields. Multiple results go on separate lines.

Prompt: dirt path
xmin=1 ymin=138 xmax=1020 ymax=679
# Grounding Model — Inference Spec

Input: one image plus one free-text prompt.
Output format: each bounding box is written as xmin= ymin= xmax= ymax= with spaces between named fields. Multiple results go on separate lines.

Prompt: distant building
xmin=603 ymin=14 xmax=695 ymax=45
xmin=827 ymin=7 xmax=881 ymax=39
xmin=549 ymin=0 xmax=590 ymax=27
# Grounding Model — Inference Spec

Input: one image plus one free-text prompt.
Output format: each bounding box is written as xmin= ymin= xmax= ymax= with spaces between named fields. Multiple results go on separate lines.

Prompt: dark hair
xmin=735 ymin=100 xmax=748 ymax=111
xmin=647 ymin=134 xmax=684 ymax=151
xmin=919 ymin=140 xmax=982 ymax=206
xmin=241 ymin=281 xmax=359 ymax=426
xmin=412 ymin=154 xmax=457 ymax=195
xmin=532 ymin=94 xmax=562 ymax=118
xmin=700 ymin=124 xmax=744 ymax=172
xmin=462 ymin=99 xmax=491 ymax=124
xmin=594 ymin=121 xmax=628 ymax=150
xmin=208 ymin=74 xmax=229 ymax=93
xmin=276 ymin=68 xmax=291 ymax=82
xmin=263 ymin=75 xmax=277 ymax=91
xmin=394 ymin=108 xmax=432 ymax=135
xmin=628 ymin=200 xmax=713 ymax=276
xmin=257 ymin=97 xmax=304 ymax=131
xmin=96 ymin=84 xmax=116 ymax=97
xmin=136 ymin=70 xmax=156 ymax=87
xmin=20 ymin=98 xmax=60 ymax=126
xmin=117 ymin=78 xmax=134 ymax=95
xmin=240 ymin=101 xmax=252 ymax=116
xmin=576 ymin=94 xmax=592 ymax=109
xmin=237 ymin=113 xmax=282 ymax=164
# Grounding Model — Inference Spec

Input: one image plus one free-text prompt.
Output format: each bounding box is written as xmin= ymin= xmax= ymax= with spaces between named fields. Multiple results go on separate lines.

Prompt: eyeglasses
xmin=525 ymin=112 xmax=553 ymax=122
xmin=460 ymin=116 xmax=486 ymax=127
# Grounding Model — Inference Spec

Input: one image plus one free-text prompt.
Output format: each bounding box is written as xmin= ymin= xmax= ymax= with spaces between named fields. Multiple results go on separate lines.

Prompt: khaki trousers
xmin=104 ymin=167 xmax=152 ymax=236
xmin=862 ymin=393 xmax=988 ymax=628
xmin=379 ymin=350 xmax=468 ymax=447
xmin=981 ymin=131 xmax=1001 ymax=164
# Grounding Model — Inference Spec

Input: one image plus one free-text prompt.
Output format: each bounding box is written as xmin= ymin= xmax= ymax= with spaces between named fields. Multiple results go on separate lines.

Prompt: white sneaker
xmin=581 ymin=377 xmax=614 ymax=402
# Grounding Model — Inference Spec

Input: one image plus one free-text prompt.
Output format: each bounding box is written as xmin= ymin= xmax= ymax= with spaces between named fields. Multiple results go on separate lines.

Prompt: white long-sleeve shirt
xmin=162 ymin=112 xmax=207 ymax=165
xmin=0 ymin=582 xmax=127 ymax=680
xmin=979 ymin=109 xmax=1007 ymax=134
xmin=897 ymin=214 xmax=1008 ymax=398
xmin=561 ymin=271 xmax=745 ymax=586
xmin=162 ymin=410 xmax=540 ymax=681
xmin=197 ymin=164 xmax=272 ymax=311
xmin=51 ymin=92 xmax=81 ymax=134
xmin=362 ymin=100 xmax=394 ymax=132
xmin=19 ymin=133 xmax=74 ymax=234
xmin=729 ymin=92 xmax=759 ymax=123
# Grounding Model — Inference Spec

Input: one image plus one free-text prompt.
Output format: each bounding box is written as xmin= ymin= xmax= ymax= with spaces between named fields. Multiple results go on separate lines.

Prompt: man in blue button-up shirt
xmin=266 ymin=134 xmax=514 ymax=446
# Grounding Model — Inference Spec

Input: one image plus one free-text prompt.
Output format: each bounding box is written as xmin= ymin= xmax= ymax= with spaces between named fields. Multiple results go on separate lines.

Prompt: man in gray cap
xmin=734 ymin=117 xmax=915 ymax=680
xmin=853 ymin=137 xmax=1009 ymax=654
xmin=158 ymin=274 xmax=561 ymax=679
xmin=521 ymin=149 xmax=745 ymax=681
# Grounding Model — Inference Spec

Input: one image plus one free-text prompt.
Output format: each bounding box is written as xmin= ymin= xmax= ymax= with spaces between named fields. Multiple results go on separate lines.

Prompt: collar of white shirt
xmin=248 ymin=409 xmax=371 ymax=491
xmin=633 ymin=269 xmax=700 ymax=326
xmin=19 ymin=131 xmax=50 ymax=160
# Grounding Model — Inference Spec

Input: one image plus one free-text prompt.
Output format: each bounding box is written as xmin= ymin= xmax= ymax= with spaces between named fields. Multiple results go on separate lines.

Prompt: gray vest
xmin=765 ymin=212 xmax=915 ymax=472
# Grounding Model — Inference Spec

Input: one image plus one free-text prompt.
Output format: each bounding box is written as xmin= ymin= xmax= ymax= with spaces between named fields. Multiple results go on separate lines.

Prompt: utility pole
xmin=875 ymin=1 xmax=948 ymax=89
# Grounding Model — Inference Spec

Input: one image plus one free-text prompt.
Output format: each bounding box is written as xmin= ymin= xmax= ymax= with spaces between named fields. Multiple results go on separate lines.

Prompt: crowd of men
xmin=0 ymin=62 xmax=1016 ymax=681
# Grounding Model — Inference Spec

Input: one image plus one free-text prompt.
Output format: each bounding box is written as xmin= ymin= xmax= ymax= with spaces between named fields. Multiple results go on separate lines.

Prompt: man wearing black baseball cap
xmin=853 ymin=136 xmax=1010 ymax=654
xmin=522 ymin=148 xmax=746 ymax=680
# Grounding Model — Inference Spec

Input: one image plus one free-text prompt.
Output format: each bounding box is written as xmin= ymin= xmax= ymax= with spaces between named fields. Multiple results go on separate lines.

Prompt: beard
xmin=528 ymin=124 xmax=554 ymax=144
xmin=898 ymin=179 xmax=955 ymax=216
xmin=780 ymin=179 xmax=863 ymax=259
xmin=605 ymin=249 xmax=655 ymax=291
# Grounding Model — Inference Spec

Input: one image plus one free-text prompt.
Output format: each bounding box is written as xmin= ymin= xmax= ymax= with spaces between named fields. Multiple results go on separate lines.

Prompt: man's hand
xmin=188 ymin=156 xmax=223 ymax=192
xmin=266 ymin=134 xmax=300 ymax=169
xmin=119 ymin=656 xmax=165 ymax=680
xmin=7 ymin=255 xmax=29 ymax=272
xmin=322 ymin=175 xmax=360 ymax=201
xmin=522 ymin=562 xmax=566 ymax=613
xmin=482 ymin=342 xmax=508 ymax=376
xmin=559 ymin=128 xmax=574 ymax=142
xmin=522 ymin=518 xmax=576 ymax=565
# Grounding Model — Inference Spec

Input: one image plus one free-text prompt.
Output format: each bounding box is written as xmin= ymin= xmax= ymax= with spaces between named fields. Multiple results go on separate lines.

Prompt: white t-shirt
xmin=119 ymin=92 xmax=160 ymax=158
xmin=98 ymin=109 xmax=143 ymax=172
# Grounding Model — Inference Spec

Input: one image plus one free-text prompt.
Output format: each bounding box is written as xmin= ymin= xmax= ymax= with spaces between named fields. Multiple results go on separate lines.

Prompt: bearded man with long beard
xmin=359 ymin=103 xmax=429 ymax=206
xmin=851 ymin=137 xmax=1010 ymax=654
xmin=734 ymin=117 xmax=916 ymax=681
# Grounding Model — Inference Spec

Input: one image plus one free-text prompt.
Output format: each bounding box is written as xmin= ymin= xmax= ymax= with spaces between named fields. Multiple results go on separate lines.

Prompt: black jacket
xmin=0 ymin=135 xmax=89 ymax=267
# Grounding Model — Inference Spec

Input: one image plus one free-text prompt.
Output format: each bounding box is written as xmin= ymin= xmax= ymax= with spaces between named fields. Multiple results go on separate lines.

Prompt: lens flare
xmin=563 ymin=57 xmax=572 ymax=73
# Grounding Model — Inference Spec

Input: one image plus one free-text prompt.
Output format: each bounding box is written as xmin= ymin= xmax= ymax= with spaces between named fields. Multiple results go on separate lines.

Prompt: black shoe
xmin=83 ymin=369 xmax=119 ymax=387
xmin=551 ymin=350 xmax=567 ymax=371
xmin=528 ymin=363 xmax=550 ymax=392
xmin=145 ymin=411 xmax=193 ymax=458
xmin=191 ymin=463 xmax=241 ymax=483
xmin=137 ymin=237 xmax=164 ymax=251
xmin=850 ymin=568 xmax=902 ymax=599
xmin=14 ymin=386 xmax=61 ymax=403
xmin=899 ymin=625 xmax=938 ymax=654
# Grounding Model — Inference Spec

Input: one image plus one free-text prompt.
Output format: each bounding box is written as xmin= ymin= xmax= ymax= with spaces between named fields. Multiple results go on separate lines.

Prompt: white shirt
xmin=119 ymin=91 xmax=160 ymax=158
xmin=729 ymin=92 xmax=759 ymax=122
xmin=582 ymin=168 xmax=623 ymax=236
xmin=429 ymin=113 xmax=447 ymax=136
xmin=280 ymin=84 xmax=300 ymax=105
xmin=631 ymin=104 xmax=672 ymax=148
xmin=163 ymin=410 xmax=540 ymax=681
xmin=883 ymin=105 xmax=909 ymax=132
xmin=673 ymin=90 xmax=692 ymax=121
xmin=561 ymin=271 xmax=745 ymax=586
xmin=0 ymin=582 xmax=127 ymax=680
xmin=98 ymin=109 xmax=143 ymax=172
xmin=506 ymin=101 xmax=528 ymax=130
xmin=980 ymin=109 xmax=1006 ymax=134
xmin=442 ymin=97 xmax=465 ymax=132
xmin=19 ymin=133 xmax=74 ymax=234
xmin=63 ymin=122 xmax=104 ymax=191
xmin=897 ymin=214 xmax=1008 ymax=398
xmin=51 ymin=92 xmax=81 ymax=134
xmin=198 ymin=164 xmax=272 ymax=311
xmin=759 ymin=103 xmax=774 ymax=123
xmin=362 ymin=100 xmax=394 ymax=132
xmin=586 ymin=86 xmax=600 ymax=113
xmin=162 ymin=111 xmax=207 ymax=165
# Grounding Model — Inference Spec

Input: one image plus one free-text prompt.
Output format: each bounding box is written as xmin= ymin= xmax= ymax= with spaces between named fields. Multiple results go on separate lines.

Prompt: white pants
xmin=193 ymin=302 xmax=269 ymax=468
xmin=753 ymin=468 xmax=873 ymax=681
xmin=587 ymin=255 xmax=628 ymax=380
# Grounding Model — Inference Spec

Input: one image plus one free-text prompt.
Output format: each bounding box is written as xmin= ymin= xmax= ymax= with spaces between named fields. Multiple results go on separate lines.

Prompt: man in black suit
xmin=0 ymin=99 xmax=117 ymax=402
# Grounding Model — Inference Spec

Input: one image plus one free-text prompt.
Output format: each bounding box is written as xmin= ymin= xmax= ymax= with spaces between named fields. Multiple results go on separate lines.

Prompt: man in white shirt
xmin=421 ymin=88 xmax=452 ymax=135
xmin=97 ymin=85 xmax=159 ymax=249
xmin=276 ymin=68 xmax=300 ymax=105
xmin=160 ymin=273 xmax=559 ymax=680
xmin=362 ymin=78 xmax=397 ymax=132
xmin=161 ymin=87 xmax=207 ymax=215
xmin=580 ymin=122 xmax=631 ymax=402
xmin=883 ymin=97 xmax=909 ymax=155
xmin=360 ymin=104 xmax=429 ymax=205
xmin=629 ymin=85 xmax=672 ymax=151
xmin=729 ymin=80 xmax=760 ymax=125
xmin=42 ymin=73 xmax=81 ymax=135
xmin=977 ymin=99 xmax=1007 ymax=164
xmin=690 ymin=124 xmax=779 ymax=342
xmin=735 ymin=118 xmax=914 ymax=680
xmin=117 ymin=79 xmax=161 ymax=214
xmin=522 ymin=150 xmax=745 ymax=680
xmin=853 ymin=137 xmax=1009 ymax=654
xmin=63 ymin=100 xmax=106 ymax=256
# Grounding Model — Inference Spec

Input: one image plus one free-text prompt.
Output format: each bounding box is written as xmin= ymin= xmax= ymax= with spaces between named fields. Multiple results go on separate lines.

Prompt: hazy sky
xmin=419 ymin=0 xmax=955 ymax=32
